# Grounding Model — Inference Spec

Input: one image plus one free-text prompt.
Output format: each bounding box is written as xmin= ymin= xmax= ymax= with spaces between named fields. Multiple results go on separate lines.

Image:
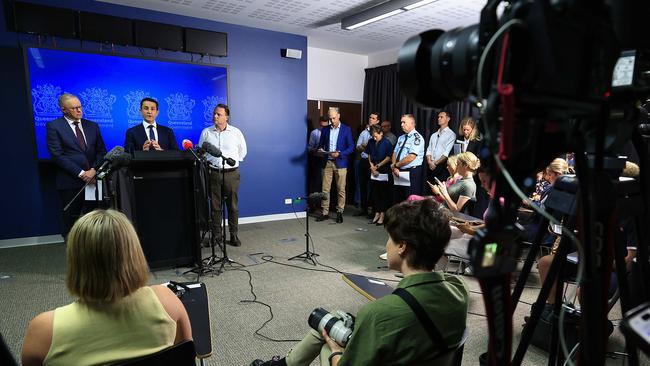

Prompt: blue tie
xmin=148 ymin=125 xmax=155 ymax=150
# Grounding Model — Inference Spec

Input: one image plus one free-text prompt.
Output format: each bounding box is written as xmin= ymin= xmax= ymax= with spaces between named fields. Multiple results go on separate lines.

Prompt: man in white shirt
xmin=198 ymin=104 xmax=247 ymax=247
xmin=425 ymin=111 xmax=456 ymax=184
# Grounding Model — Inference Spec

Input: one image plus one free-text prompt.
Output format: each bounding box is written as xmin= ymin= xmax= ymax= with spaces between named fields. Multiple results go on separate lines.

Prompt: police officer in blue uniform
xmin=391 ymin=114 xmax=425 ymax=203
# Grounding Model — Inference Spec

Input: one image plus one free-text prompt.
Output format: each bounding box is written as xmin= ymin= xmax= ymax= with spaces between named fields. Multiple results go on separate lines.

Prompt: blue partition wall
xmin=0 ymin=0 xmax=307 ymax=239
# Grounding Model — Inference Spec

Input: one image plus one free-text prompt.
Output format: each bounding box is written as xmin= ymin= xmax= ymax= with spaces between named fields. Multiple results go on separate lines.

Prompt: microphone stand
xmin=289 ymin=196 xmax=319 ymax=265
xmin=63 ymin=164 xmax=111 ymax=213
xmin=211 ymin=154 xmax=243 ymax=273
xmin=183 ymin=148 xmax=220 ymax=278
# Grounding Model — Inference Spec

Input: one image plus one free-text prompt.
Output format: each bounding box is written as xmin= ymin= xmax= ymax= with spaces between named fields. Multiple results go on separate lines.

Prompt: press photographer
xmin=251 ymin=198 xmax=469 ymax=366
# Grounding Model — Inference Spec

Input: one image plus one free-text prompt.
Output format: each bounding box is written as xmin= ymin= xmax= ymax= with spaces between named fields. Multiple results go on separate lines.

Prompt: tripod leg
xmin=513 ymin=233 xmax=573 ymax=365
xmin=512 ymin=216 xmax=550 ymax=311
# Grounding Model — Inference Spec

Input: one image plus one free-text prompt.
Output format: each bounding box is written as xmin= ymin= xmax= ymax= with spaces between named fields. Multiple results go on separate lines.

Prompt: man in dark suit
xmin=124 ymin=97 xmax=179 ymax=152
xmin=316 ymin=107 xmax=354 ymax=223
xmin=46 ymin=93 xmax=107 ymax=239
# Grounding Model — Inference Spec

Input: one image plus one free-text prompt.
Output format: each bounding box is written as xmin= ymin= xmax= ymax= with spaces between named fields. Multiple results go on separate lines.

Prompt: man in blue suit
xmin=124 ymin=98 xmax=179 ymax=152
xmin=316 ymin=107 xmax=354 ymax=223
xmin=46 ymin=93 xmax=107 ymax=239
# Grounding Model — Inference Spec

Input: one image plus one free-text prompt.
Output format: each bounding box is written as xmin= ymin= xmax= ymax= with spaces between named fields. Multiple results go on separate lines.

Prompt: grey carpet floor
xmin=0 ymin=211 xmax=642 ymax=365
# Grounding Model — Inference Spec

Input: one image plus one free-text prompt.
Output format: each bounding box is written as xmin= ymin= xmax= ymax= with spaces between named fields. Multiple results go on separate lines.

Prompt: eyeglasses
xmin=66 ymin=106 xmax=82 ymax=110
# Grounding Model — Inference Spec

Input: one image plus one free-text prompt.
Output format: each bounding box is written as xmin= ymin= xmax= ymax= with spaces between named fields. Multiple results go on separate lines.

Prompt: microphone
xmin=202 ymin=141 xmax=222 ymax=158
xmin=96 ymin=146 xmax=130 ymax=178
xmin=225 ymin=157 xmax=236 ymax=166
xmin=182 ymin=139 xmax=194 ymax=150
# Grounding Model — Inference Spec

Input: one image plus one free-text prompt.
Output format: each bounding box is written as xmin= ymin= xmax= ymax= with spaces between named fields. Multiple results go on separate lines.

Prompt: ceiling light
xmin=345 ymin=9 xmax=405 ymax=30
xmin=341 ymin=0 xmax=440 ymax=30
xmin=403 ymin=0 xmax=438 ymax=11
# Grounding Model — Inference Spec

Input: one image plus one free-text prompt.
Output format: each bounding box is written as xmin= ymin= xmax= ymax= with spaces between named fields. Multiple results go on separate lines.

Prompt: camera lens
xmin=399 ymin=24 xmax=480 ymax=108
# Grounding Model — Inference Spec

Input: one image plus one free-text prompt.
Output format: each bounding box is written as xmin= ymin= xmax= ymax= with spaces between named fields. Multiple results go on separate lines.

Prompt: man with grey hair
xmin=316 ymin=106 xmax=354 ymax=223
xmin=46 ymin=93 xmax=106 ymax=240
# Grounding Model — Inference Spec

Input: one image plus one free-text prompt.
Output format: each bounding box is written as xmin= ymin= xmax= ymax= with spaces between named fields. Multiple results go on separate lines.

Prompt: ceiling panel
xmin=99 ymin=0 xmax=485 ymax=54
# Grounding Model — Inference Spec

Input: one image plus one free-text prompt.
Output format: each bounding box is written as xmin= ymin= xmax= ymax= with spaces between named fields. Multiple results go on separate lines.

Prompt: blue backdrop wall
xmin=0 ymin=0 xmax=307 ymax=239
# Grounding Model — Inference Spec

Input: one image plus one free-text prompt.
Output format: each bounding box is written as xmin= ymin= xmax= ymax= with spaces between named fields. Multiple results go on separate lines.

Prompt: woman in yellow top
xmin=22 ymin=209 xmax=192 ymax=366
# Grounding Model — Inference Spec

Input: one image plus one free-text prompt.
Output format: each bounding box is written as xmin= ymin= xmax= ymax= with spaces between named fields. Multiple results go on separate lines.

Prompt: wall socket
xmin=284 ymin=198 xmax=292 ymax=204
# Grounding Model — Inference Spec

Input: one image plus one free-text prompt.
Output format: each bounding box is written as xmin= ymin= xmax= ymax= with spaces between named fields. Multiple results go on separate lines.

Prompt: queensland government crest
xmin=124 ymin=90 xmax=152 ymax=119
xmin=166 ymin=93 xmax=195 ymax=121
xmin=202 ymin=95 xmax=227 ymax=123
xmin=32 ymin=84 xmax=62 ymax=117
xmin=79 ymin=88 xmax=116 ymax=119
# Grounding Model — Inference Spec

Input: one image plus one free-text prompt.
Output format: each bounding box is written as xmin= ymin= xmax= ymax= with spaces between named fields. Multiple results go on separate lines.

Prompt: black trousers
xmin=426 ymin=163 xmax=450 ymax=193
xmin=392 ymin=166 xmax=423 ymax=204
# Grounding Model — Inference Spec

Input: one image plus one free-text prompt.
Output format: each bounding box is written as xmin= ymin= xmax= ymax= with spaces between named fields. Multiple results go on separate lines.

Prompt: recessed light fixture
xmin=342 ymin=0 xmax=440 ymax=30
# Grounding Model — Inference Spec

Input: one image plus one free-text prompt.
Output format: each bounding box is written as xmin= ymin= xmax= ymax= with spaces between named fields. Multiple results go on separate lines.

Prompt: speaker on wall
xmin=281 ymin=48 xmax=302 ymax=60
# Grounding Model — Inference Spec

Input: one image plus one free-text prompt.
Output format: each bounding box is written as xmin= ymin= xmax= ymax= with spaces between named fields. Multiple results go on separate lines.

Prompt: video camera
xmin=397 ymin=1 xmax=650 ymax=364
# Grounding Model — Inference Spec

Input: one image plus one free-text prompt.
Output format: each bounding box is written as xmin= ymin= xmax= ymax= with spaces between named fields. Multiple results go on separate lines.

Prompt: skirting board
xmin=0 ymin=212 xmax=307 ymax=249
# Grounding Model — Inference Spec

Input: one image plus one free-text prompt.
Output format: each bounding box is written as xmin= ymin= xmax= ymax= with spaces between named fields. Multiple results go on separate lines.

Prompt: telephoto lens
xmin=308 ymin=308 xmax=354 ymax=346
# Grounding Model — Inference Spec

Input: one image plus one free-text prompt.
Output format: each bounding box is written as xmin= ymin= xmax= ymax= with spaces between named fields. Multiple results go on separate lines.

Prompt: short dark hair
xmin=140 ymin=97 xmax=158 ymax=109
xmin=439 ymin=110 xmax=451 ymax=119
xmin=319 ymin=115 xmax=329 ymax=123
xmin=370 ymin=112 xmax=380 ymax=120
xmin=214 ymin=103 xmax=230 ymax=116
xmin=369 ymin=124 xmax=382 ymax=135
xmin=383 ymin=199 xmax=451 ymax=270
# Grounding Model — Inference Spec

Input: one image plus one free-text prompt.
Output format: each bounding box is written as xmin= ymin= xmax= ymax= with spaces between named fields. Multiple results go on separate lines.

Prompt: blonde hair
xmin=66 ymin=209 xmax=149 ymax=303
xmin=458 ymin=117 xmax=482 ymax=141
xmin=446 ymin=155 xmax=458 ymax=170
xmin=547 ymin=158 xmax=569 ymax=175
xmin=457 ymin=151 xmax=480 ymax=172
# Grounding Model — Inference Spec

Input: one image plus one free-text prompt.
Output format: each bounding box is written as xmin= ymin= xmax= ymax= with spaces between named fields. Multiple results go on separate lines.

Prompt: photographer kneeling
xmin=252 ymin=198 xmax=469 ymax=366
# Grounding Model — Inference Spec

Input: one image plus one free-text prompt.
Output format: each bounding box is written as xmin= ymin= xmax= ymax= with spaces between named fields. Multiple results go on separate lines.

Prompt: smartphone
xmin=434 ymin=177 xmax=443 ymax=185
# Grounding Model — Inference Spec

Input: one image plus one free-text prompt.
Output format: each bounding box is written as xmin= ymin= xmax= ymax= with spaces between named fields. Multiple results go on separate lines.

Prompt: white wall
xmin=367 ymin=48 xmax=398 ymax=68
xmin=307 ymin=47 xmax=367 ymax=102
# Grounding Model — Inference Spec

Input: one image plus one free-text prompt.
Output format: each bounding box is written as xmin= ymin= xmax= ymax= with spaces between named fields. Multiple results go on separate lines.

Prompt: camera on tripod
xmin=308 ymin=308 xmax=355 ymax=346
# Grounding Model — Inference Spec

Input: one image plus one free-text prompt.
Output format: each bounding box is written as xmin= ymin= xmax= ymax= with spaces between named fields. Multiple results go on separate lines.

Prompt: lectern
xmin=117 ymin=150 xmax=200 ymax=269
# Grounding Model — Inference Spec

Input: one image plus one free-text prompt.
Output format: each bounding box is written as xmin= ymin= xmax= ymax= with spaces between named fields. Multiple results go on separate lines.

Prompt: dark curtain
xmin=362 ymin=63 xmax=480 ymax=141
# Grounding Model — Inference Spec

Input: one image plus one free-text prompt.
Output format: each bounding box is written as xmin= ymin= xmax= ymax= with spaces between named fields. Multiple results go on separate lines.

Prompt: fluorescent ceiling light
xmin=341 ymin=0 xmax=439 ymax=30
xmin=345 ymin=9 xmax=405 ymax=30
xmin=403 ymin=0 xmax=438 ymax=10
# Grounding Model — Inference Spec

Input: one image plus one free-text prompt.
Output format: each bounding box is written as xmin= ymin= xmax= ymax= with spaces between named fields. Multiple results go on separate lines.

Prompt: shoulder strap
xmin=392 ymin=288 xmax=449 ymax=351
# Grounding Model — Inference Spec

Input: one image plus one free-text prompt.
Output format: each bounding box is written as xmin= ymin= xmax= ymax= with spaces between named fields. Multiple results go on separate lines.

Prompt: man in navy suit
xmin=316 ymin=107 xmax=354 ymax=223
xmin=46 ymin=93 xmax=107 ymax=239
xmin=124 ymin=97 xmax=179 ymax=152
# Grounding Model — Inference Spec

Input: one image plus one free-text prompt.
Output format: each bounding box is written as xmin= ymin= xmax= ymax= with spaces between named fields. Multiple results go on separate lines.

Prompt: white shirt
xmin=199 ymin=123 xmax=247 ymax=169
xmin=64 ymin=116 xmax=88 ymax=177
xmin=64 ymin=116 xmax=87 ymax=144
xmin=426 ymin=126 xmax=456 ymax=161
xmin=142 ymin=121 xmax=159 ymax=142
xmin=328 ymin=123 xmax=340 ymax=153
xmin=356 ymin=128 xmax=372 ymax=159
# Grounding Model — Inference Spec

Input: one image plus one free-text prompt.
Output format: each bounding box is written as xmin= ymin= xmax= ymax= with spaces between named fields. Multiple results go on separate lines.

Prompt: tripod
xmin=289 ymin=197 xmax=319 ymax=265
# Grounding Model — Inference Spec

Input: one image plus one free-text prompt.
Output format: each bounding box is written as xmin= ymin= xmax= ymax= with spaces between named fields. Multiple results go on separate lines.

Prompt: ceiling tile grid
xmin=100 ymin=0 xmax=485 ymax=54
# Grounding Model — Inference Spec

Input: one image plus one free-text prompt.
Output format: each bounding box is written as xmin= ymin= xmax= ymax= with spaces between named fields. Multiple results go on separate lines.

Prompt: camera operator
xmin=251 ymin=198 xmax=469 ymax=366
